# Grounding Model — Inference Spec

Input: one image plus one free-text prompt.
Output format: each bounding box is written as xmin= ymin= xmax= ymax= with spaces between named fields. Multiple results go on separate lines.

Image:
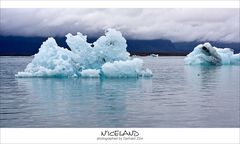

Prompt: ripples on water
xmin=0 ymin=56 xmax=239 ymax=127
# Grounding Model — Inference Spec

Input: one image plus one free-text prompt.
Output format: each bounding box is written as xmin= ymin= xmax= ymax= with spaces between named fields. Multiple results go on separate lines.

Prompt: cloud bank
xmin=0 ymin=8 xmax=239 ymax=42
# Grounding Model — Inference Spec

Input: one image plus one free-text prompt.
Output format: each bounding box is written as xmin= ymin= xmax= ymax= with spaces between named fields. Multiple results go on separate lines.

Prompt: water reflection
xmin=14 ymin=78 xmax=152 ymax=127
xmin=184 ymin=65 xmax=240 ymax=127
xmin=185 ymin=66 xmax=220 ymax=93
xmin=1 ymin=56 xmax=239 ymax=127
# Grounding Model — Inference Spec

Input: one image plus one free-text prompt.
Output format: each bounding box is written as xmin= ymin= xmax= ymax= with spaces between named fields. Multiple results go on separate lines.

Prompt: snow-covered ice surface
xmin=184 ymin=42 xmax=240 ymax=65
xmin=16 ymin=29 xmax=152 ymax=78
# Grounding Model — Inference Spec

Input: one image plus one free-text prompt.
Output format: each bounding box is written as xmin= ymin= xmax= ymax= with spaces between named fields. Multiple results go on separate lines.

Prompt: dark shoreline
xmin=0 ymin=54 xmax=187 ymax=57
xmin=1 ymin=36 xmax=239 ymax=56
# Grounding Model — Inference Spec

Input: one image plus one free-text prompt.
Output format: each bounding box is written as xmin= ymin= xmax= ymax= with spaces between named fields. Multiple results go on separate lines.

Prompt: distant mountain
xmin=0 ymin=36 xmax=239 ymax=56
xmin=126 ymin=39 xmax=183 ymax=56
xmin=0 ymin=36 xmax=68 ymax=56
xmin=174 ymin=41 xmax=240 ymax=54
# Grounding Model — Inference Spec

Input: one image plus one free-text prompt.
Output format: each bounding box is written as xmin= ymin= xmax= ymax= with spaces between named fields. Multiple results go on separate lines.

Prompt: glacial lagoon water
xmin=0 ymin=56 xmax=239 ymax=127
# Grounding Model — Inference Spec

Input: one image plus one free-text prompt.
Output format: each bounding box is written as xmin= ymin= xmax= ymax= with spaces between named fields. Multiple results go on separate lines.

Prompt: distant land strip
xmin=0 ymin=36 xmax=239 ymax=56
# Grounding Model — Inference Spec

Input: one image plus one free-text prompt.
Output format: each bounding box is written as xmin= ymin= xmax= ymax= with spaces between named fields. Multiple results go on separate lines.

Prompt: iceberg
xmin=102 ymin=58 xmax=152 ymax=78
xmin=16 ymin=29 xmax=152 ymax=78
xmin=184 ymin=42 xmax=240 ymax=65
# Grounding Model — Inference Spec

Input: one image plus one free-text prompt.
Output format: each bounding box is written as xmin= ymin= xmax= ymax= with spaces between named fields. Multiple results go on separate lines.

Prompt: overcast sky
xmin=0 ymin=8 xmax=239 ymax=42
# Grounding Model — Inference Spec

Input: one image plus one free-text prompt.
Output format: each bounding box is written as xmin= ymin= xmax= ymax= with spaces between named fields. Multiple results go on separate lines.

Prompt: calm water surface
xmin=0 ymin=56 xmax=239 ymax=127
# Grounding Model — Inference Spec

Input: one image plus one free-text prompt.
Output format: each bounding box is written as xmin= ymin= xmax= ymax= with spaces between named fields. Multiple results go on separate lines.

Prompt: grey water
xmin=0 ymin=56 xmax=239 ymax=128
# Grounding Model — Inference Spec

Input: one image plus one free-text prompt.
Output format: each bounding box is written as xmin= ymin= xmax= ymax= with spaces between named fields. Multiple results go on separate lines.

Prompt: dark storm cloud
xmin=0 ymin=8 xmax=239 ymax=42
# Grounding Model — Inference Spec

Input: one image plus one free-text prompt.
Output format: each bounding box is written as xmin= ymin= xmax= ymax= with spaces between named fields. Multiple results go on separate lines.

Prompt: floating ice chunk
xmin=80 ymin=69 xmax=100 ymax=78
xmin=140 ymin=68 xmax=153 ymax=77
xmin=230 ymin=54 xmax=240 ymax=65
xmin=184 ymin=42 xmax=240 ymax=65
xmin=16 ymin=38 xmax=78 ymax=77
xmin=66 ymin=32 xmax=89 ymax=53
xmin=93 ymin=29 xmax=130 ymax=62
xmin=65 ymin=28 xmax=130 ymax=69
xmin=150 ymin=54 xmax=158 ymax=57
xmin=16 ymin=29 xmax=152 ymax=78
xmin=101 ymin=58 xmax=152 ymax=78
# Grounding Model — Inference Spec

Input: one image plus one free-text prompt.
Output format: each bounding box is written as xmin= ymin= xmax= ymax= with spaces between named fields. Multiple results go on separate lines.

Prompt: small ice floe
xmin=150 ymin=54 xmax=159 ymax=57
xmin=184 ymin=42 xmax=240 ymax=65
